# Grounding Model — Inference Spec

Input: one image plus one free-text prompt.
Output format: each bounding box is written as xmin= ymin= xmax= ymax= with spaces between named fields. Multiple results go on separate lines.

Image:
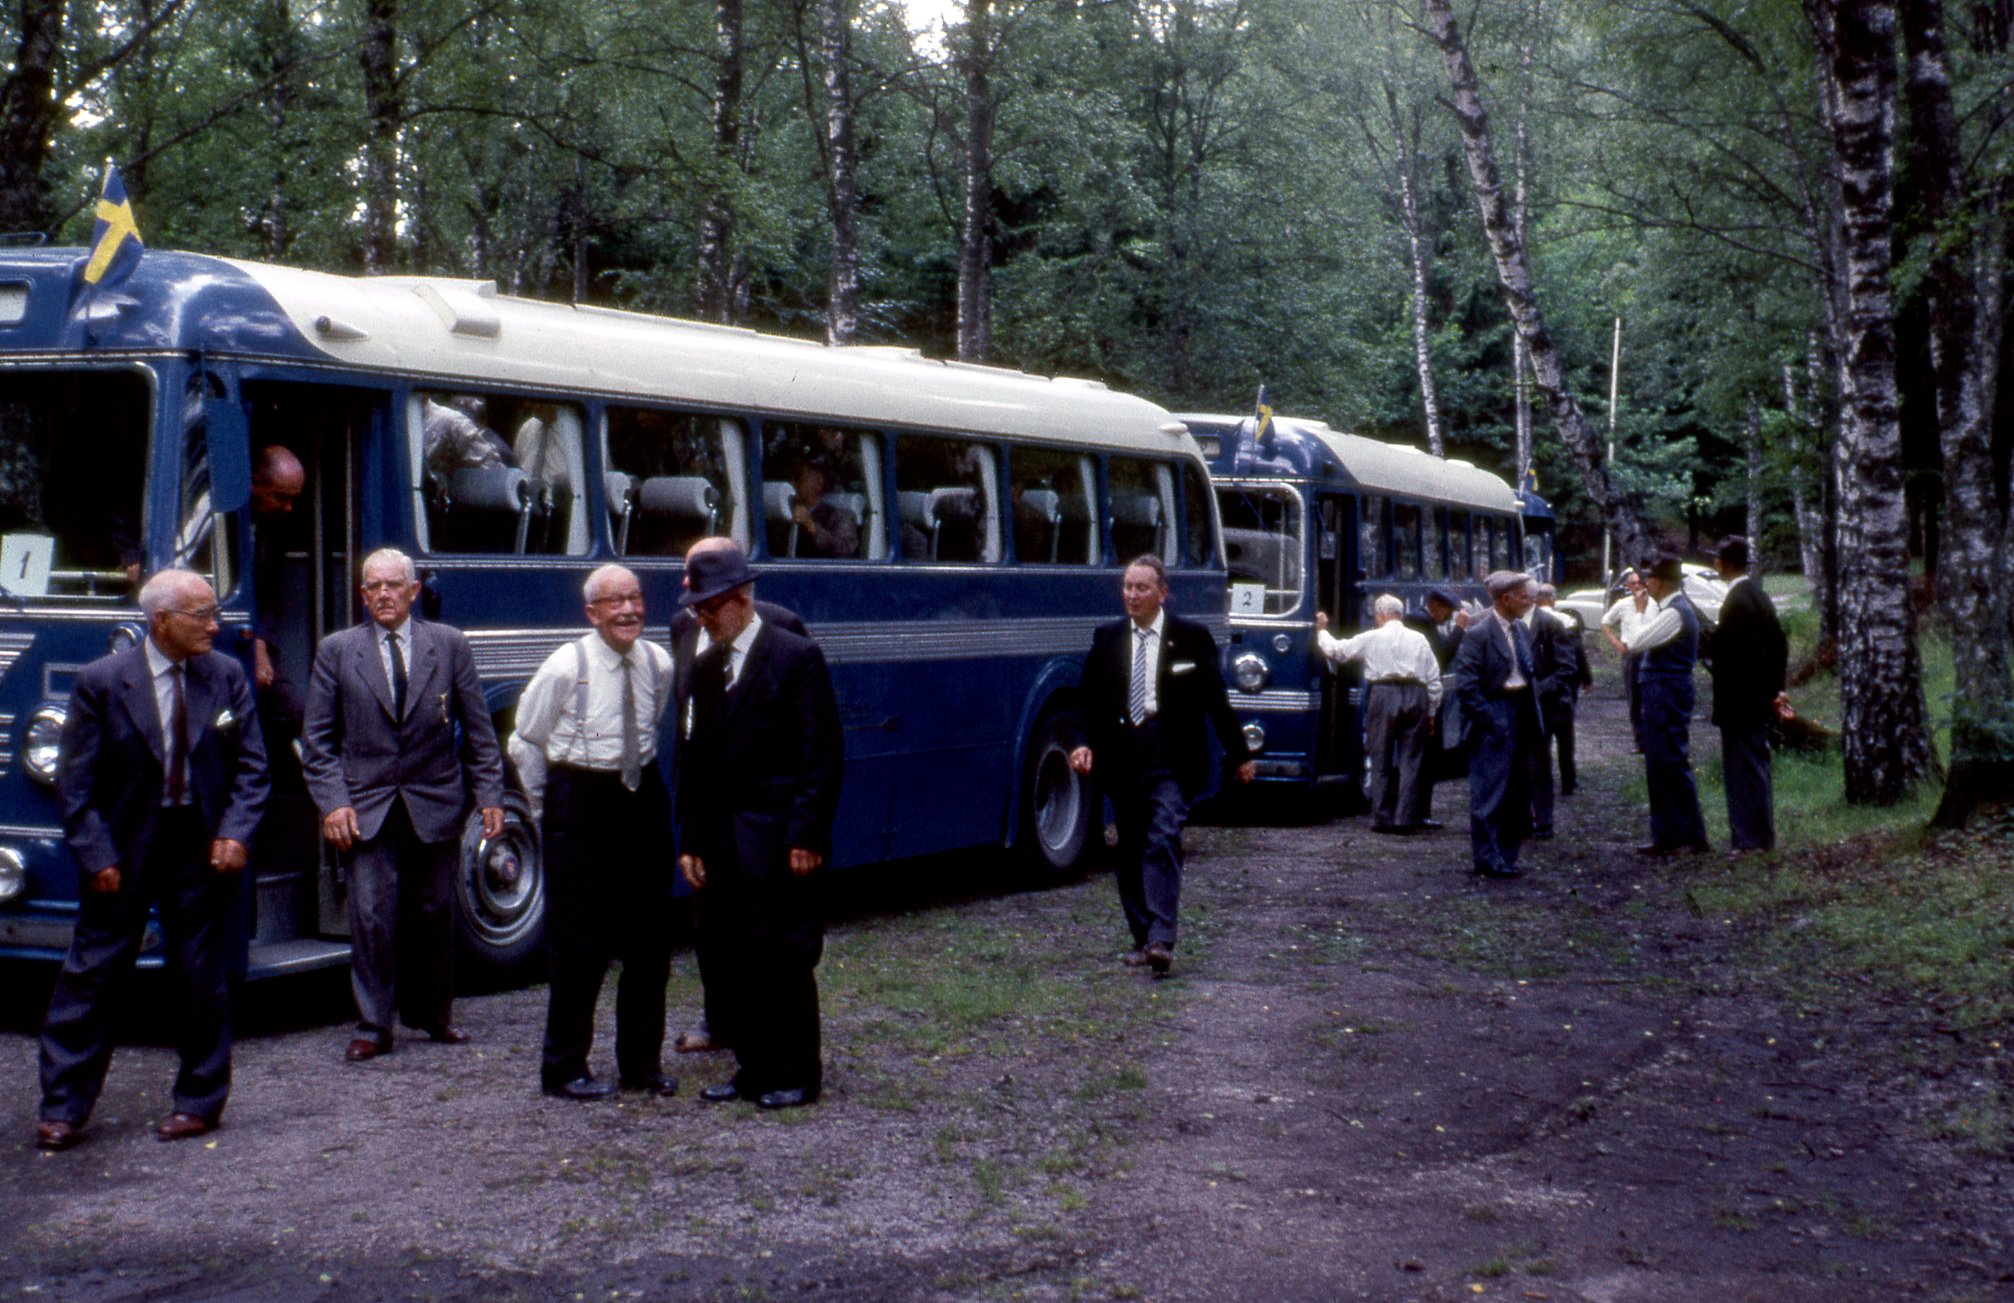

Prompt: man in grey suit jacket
xmin=302 ymin=548 xmax=505 ymax=1061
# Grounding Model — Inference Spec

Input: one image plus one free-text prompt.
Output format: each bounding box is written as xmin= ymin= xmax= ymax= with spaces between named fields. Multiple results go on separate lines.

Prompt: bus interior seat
xmin=605 ymin=471 xmax=637 ymax=554
xmin=899 ymin=486 xmax=979 ymax=561
xmin=821 ymin=491 xmax=870 ymax=551
xmin=636 ymin=474 xmax=719 ymax=555
xmin=1111 ymin=493 xmax=1165 ymax=559
xmin=1017 ymin=488 xmax=1063 ymax=562
xmin=439 ymin=465 xmax=533 ymax=552
xmin=764 ymin=480 xmax=800 ymax=556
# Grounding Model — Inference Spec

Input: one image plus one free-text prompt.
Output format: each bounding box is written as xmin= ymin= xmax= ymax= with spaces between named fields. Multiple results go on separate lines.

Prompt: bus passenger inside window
xmin=893 ymin=435 xmax=997 ymax=564
xmin=417 ymin=391 xmax=586 ymax=556
xmin=764 ymin=423 xmax=883 ymax=560
xmin=606 ymin=408 xmax=745 ymax=556
xmin=1007 ymin=446 xmax=1094 ymax=565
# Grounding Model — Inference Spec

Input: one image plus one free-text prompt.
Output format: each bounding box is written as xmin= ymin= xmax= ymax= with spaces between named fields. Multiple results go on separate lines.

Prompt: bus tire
xmin=1018 ymin=711 xmax=1093 ymax=877
xmin=454 ymin=790 xmax=545 ymax=983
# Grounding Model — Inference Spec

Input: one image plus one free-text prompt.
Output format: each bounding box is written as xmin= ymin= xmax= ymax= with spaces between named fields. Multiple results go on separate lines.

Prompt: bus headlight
xmin=0 ymin=847 xmax=24 ymax=903
xmin=1241 ymin=722 xmax=1266 ymax=754
xmin=24 ymin=706 xmax=65 ymax=785
xmin=1231 ymin=653 xmax=1269 ymax=693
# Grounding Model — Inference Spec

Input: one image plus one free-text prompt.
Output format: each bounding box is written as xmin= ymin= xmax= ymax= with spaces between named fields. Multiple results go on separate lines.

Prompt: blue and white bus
xmin=0 ymin=247 xmax=1225 ymax=979
xmin=1179 ymin=412 xmax=1550 ymax=797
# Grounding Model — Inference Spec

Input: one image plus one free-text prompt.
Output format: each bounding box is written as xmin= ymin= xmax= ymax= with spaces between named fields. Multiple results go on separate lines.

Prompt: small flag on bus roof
xmin=1253 ymin=385 xmax=1274 ymax=444
xmin=1523 ymin=466 xmax=1539 ymax=494
xmin=82 ymin=162 xmax=144 ymax=288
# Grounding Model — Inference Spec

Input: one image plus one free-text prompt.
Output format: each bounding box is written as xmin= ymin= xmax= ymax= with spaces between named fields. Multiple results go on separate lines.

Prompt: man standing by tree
xmin=1626 ymin=555 xmax=1710 ymax=856
xmin=1705 ymin=537 xmax=1789 ymax=854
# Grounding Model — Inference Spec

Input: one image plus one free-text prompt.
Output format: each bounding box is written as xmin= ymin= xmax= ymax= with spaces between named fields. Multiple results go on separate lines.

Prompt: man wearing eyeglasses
xmin=509 ymin=564 xmax=679 ymax=1101
xmin=301 ymin=548 xmax=505 ymax=1063
xmin=35 ymin=569 xmax=269 ymax=1151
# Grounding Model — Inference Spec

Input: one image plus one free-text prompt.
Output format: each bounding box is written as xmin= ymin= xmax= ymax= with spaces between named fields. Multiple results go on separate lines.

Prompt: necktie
xmin=1511 ymin=619 xmax=1535 ymax=680
xmin=693 ymin=643 xmax=729 ymax=745
xmin=1129 ymin=625 xmax=1150 ymax=724
xmin=167 ymin=663 xmax=188 ymax=805
xmin=619 ymin=653 xmax=642 ymax=791
xmin=388 ymin=631 xmax=408 ymax=718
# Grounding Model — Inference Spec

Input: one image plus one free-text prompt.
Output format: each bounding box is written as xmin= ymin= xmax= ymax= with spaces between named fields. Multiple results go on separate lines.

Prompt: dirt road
xmin=3 ymin=684 xmax=2008 ymax=1301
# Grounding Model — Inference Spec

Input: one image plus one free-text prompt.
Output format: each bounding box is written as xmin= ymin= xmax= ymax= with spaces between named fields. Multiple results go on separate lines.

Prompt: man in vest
xmin=1625 ymin=554 xmax=1710 ymax=856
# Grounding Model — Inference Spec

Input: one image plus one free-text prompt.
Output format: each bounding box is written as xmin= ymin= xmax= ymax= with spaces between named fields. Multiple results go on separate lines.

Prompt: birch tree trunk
xmin=1384 ymin=83 xmax=1444 ymax=456
xmin=1822 ymin=0 xmax=1935 ymax=803
xmin=1420 ymin=0 xmax=1651 ymax=563
xmin=956 ymin=0 xmax=995 ymax=361
xmin=1511 ymin=16 xmax=1535 ymax=488
xmin=359 ymin=0 xmax=401 ymax=273
xmin=1898 ymin=0 xmax=2014 ymax=822
xmin=1745 ymin=393 xmax=1764 ymax=576
xmin=819 ymin=0 xmax=861 ymax=345
xmin=696 ymin=0 xmax=744 ymax=323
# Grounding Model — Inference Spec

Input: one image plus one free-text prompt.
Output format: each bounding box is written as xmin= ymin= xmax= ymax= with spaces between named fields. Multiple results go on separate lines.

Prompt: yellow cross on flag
xmin=83 ymin=162 xmax=144 ymax=287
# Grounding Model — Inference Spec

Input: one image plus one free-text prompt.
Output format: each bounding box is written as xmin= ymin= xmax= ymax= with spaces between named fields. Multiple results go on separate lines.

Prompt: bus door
xmin=239 ymin=380 xmax=382 ymax=962
xmin=1312 ymin=494 xmax=1361 ymax=786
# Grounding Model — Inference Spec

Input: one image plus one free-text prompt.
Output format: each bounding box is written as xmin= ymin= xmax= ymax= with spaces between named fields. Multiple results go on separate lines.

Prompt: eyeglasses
xmin=591 ymin=592 xmax=645 ymax=608
xmin=360 ymin=579 xmax=413 ymax=593
xmin=165 ymin=606 xmax=221 ymax=622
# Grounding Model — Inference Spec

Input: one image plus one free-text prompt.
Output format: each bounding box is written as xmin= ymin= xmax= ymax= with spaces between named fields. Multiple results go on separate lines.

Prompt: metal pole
xmin=1601 ymin=315 xmax=1621 ymax=586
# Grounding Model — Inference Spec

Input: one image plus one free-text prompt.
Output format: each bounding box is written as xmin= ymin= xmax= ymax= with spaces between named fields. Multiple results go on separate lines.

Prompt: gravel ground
xmin=2 ymin=670 xmax=2009 ymax=1301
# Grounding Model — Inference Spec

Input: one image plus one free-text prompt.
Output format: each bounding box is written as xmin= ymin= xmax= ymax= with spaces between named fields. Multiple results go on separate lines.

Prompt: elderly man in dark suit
xmin=35 ymin=569 xmax=269 ymax=1151
xmin=1705 ymin=536 xmax=1789 ymax=854
xmin=302 ymin=547 xmax=505 ymax=1061
xmin=1452 ymin=571 xmax=1546 ymax=879
xmin=666 ymin=535 xmax=808 ymax=1057
xmin=676 ymin=544 xmax=844 ymax=1110
xmin=1069 ymin=555 xmax=1255 ymax=974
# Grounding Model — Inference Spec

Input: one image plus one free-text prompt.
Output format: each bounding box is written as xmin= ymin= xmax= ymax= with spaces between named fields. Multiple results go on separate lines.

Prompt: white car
xmin=1552 ymin=564 xmax=1727 ymax=634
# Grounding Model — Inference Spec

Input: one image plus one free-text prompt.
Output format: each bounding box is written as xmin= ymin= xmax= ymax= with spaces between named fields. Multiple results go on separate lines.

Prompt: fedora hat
xmin=680 ymin=545 xmax=759 ymax=606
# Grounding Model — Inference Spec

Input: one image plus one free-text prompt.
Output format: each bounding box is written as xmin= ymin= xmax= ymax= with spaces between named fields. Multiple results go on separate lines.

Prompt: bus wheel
xmin=455 ymin=791 xmax=545 ymax=983
xmin=1019 ymin=712 xmax=1093 ymax=876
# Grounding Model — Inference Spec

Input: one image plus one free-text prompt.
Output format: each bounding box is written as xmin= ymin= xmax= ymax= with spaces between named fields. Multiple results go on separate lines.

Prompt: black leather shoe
xmin=421 ymin=1024 xmax=471 ymax=1045
xmin=1530 ymin=828 xmax=1555 ymax=840
xmin=699 ymin=1082 xmax=741 ymax=1104
xmin=756 ymin=1088 xmax=814 ymax=1110
xmin=1474 ymin=862 xmax=1523 ymax=878
xmin=1420 ymin=818 xmax=1444 ymax=829
xmin=622 ymin=1073 xmax=679 ymax=1098
xmin=1121 ymin=948 xmax=1150 ymax=968
xmin=543 ymin=1077 xmax=617 ymax=1102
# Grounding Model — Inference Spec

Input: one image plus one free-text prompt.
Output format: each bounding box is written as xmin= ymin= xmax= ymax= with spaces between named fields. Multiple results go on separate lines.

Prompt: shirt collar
xmin=732 ymin=613 xmax=764 ymax=659
xmin=1726 ymin=573 xmax=1749 ymax=590
xmin=1132 ymin=610 xmax=1166 ymax=639
xmin=144 ymin=636 xmax=181 ymax=675
xmin=379 ymin=615 xmax=413 ymax=644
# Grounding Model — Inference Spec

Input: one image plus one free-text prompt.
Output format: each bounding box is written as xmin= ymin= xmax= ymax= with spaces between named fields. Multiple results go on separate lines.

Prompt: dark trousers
xmin=1721 ymin=722 xmax=1775 ymax=850
xmin=39 ymin=809 xmax=235 ymax=1125
xmin=1623 ymin=652 xmax=1645 ymax=751
xmin=1468 ymin=695 xmax=1539 ymax=873
xmin=1549 ymin=701 xmax=1580 ymax=795
xmin=1364 ymin=683 xmax=1430 ymax=829
xmin=345 ymin=800 xmax=458 ymax=1038
xmin=1526 ymin=706 xmax=1557 ymax=836
xmin=690 ymin=888 xmax=736 ymax=1048
xmin=1642 ymin=678 xmax=1708 ymax=849
xmin=696 ymin=831 xmax=825 ymax=1097
xmin=1109 ymin=721 xmax=1192 ymax=948
xmin=539 ymin=767 xmax=673 ymax=1088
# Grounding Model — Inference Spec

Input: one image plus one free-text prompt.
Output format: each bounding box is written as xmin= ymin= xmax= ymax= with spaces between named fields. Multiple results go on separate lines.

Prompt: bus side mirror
xmin=205 ymin=399 xmax=252 ymax=515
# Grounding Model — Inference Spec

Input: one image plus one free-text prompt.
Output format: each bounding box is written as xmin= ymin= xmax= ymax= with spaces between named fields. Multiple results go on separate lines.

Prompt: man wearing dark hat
xmin=1704 ymin=536 xmax=1788 ymax=853
xmin=675 ymin=544 xmax=843 ymax=1110
xmin=1405 ymin=588 xmax=1469 ymax=828
xmin=1624 ymin=555 xmax=1710 ymax=856
xmin=1451 ymin=571 xmax=1546 ymax=877
xmin=509 ymin=563 xmax=679 ymax=1100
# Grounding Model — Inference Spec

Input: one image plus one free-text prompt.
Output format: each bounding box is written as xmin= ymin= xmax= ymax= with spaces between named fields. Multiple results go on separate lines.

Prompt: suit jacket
xmin=1453 ymin=612 xmax=1548 ymax=742
xmin=673 ymin=620 xmax=844 ymax=865
xmin=301 ymin=619 xmax=505 ymax=843
xmin=1403 ymin=614 xmax=1462 ymax=672
xmin=1704 ymin=577 xmax=1787 ymax=731
xmin=58 ymin=645 xmax=269 ymax=876
xmin=1528 ymin=608 xmax=1581 ymax=721
xmin=1074 ymin=611 xmax=1251 ymax=797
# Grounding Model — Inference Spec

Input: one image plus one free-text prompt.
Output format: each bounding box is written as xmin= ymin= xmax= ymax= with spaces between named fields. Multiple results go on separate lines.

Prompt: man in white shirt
xmin=509 ymin=564 xmax=677 ymax=1100
xmin=1601 ymin=568 xmax=1650 ymax=752
xmin=1316 ymin=595 xmax=1442 ymax=834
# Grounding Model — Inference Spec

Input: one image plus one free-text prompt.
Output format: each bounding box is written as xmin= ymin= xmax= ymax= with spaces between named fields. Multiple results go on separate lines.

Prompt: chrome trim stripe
xmin=0 ymin=823 xmax=62 ymax=839
xmin=0 ymin=631 xmax=33 ymax=679
xmin=1230 ymin=688 xmax=1318 ymax=713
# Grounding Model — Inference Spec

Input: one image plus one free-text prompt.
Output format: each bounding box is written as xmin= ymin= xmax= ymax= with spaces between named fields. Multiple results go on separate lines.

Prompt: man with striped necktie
xmin=1070 ymin=556 xmax=1254 ymax=976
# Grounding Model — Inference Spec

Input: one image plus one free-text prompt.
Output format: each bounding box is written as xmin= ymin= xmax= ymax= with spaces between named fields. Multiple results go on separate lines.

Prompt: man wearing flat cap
xmin=1451 ymin=571 xmax=1546 ymax=877
xmin=674 ymin=543 xmax=843 ymax=1110
xmin=1624 ymin=554 xmax=1710 ymax=856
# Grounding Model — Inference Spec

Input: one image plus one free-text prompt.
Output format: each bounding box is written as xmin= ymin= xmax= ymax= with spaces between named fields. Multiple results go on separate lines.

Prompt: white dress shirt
xmin=1603 ymin=595 xmax=1650 ymax=645
xmin=1317 ymin=620 xmax=1443 ymax=712
xmin=1624 ymin=593 xmax=1687 ymax=654
xmin=1484 ymin=609 xmax=1529 ymax=690
xmin=696 ymin=613 xmax=765 ymax=689
xmin=143 ymin=636 xmax=193 ymax=803
xmin=508 ymin=632 xmax=674 ymax=818
xmin=1129 ymin=611 xmax=1165 ymax=719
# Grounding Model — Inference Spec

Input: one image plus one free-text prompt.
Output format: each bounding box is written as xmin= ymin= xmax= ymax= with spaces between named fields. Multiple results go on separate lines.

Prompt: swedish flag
xmin=1253 ymin=385 xmax=1274 ymax=443
xmin=1522 ymin=466 xmax=1539 ymax=494
xmin=82 ymin=163 xmax=144 ymax=287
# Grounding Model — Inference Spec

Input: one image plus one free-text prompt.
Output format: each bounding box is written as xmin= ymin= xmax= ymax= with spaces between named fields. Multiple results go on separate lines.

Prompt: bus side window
xmin=1394 ymin=501 xmax=1422 ymax=579
xmin=1423 ymin=507 xmax=1446 ymax=581
xmin=606 ymin=407 xmax=746 ymax=556
xmin=1109 ymin=457 xmax=1175 ymax=563
xmin=892 ymin=435 xmax=996 ymax=564
xmin=1008 ymin=446 xmax=1094 ymax=565
xmin=765 ymin=422 xmax=886 ymax=561
xmin=1492 ymin=516 xmax=1513 ymax=570
xmin=1448 ymin=510 xmax=1472 ymax=580
xmin=413 ymin=390 xmax=586 ymax=556
xmin=1178 ymin=463 xmax=1214 ymax=568
xmin=1359 ymin=494 xmax=1388 ymax=578
xmin=172 ymin=380 xmax=232 ymax=600
xmin=0 ymin=370 xmax=149 ymax=600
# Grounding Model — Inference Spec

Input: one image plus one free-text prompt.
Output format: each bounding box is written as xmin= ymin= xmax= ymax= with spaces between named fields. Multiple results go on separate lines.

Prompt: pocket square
xmin=1170 ymin=661 xmax=1197 ymax=675
xmin=212 ymin=708 xmax=237 ymax=730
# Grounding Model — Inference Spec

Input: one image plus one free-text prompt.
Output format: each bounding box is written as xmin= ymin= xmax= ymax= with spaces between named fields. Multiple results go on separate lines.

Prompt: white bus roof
xmin=230 ymin=259 xmax=1194 ymax=455
xmin=1187 ymin=412 xmax=1520 ymax=513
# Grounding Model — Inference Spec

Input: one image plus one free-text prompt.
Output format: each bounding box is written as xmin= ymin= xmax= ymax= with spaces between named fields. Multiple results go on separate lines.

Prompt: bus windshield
xmin=0 ymin=370 xmax=150 ymax=601
xmin=1218 ymin=486 xmax=1302 ymax=616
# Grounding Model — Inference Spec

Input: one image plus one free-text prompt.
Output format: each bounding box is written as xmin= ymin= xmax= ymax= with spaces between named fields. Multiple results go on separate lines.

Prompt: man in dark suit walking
xmin=1069 ymin=555 xmax=1255 ymax=974
xmin=35 ymin=570 xmax=269 ymax=1150
xmin=301 ymin=547 xmax=505 ymax=1061
xmin=1704 ymin=536 xmax=1789 ymax=853
xmin=665 ymin=534 xmax=807 ymax=1057
xmin=676 ymin=545 xmax=844 ymax=1110
xmin=1452 ymin=571 xmax=1547 ymax=878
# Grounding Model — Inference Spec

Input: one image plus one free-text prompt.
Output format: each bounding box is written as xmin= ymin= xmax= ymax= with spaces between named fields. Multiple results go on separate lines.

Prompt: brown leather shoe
xmin=155 ymin=1112 xmax=214 ymax=1143
xmin=35 ymin=1119 xmax=79 ymax=1151
xmin=422 ymin=1024 xmax=470 ymax=1045
xmin=1145 ymin=941 xmax=1174 ymax=974
xmin=346 ymin=1036 xmax=392 ymax=1062
xmin=1121 ymin=948 xmax=1150 ymax=968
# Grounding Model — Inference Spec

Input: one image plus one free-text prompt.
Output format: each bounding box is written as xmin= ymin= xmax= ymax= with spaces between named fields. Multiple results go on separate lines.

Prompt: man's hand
xmin=211 ymin=839 xmax=248 ymax=873
xmin=1068 ymin=746 xmax=1094 ymax=775
xmin=1774 ymin=691 xmax=1794 ymax=721
xmin=1315 ymin=609 xmax=1329 ymax=631
xmin=321 ymin=806 xmax=361 ymax=851
xmin=479 ymin=806 xmax=505 ymax=839
xmin=254 ymin=640 xmax=276 ymax=689
xmin=789 ymin=848 xmax=823 ymax=876
xmin=1235 ymin=759 xmax=1258 ymax=784
xmin=1453 ymin=609 xmax=1472 ymax=628
xmin=87 ymin=866 xmax=121 ymax=895
xmin=680 ymin=854 xmax=705 ymax=889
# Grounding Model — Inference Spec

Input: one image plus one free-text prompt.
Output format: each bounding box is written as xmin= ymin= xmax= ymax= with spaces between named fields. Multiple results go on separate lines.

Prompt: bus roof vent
xmin=412 ymin=282 xmax=501 ymax=340
xmin=314 ymin=315 xmax=371 ymax=342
